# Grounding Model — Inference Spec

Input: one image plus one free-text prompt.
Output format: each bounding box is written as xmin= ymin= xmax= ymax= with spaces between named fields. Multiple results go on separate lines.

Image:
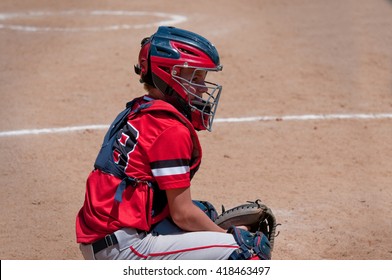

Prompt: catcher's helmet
xmin=134 ymin=26 xmax=223 ymax=131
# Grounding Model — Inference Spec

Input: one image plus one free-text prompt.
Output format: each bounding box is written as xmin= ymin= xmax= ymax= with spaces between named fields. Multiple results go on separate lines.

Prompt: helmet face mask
xmin=171 ymin=65 xmax=222 ymax=131
xmin=134 ymin=26 xmax=223 ymax=131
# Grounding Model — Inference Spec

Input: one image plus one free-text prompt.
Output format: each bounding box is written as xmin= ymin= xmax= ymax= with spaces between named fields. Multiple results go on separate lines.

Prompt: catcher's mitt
xmin=214 ymin=199 xmax=278 ymax=250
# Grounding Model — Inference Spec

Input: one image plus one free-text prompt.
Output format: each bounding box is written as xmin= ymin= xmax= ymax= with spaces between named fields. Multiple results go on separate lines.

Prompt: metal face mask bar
xmin=171 ymin=65 xmax=223 ymax=131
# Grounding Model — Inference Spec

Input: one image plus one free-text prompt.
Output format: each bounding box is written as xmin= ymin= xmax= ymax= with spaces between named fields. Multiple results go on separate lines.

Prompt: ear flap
xmin=134 ymin=37 xmax=154 ymax=86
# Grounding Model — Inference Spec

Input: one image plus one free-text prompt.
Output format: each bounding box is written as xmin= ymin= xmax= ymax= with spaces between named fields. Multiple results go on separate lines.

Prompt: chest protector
xmin=93 ymin=98 xmax=202 ymax=230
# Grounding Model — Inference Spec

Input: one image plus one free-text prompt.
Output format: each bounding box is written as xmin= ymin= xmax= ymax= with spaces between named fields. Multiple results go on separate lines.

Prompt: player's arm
xmin=166 ymin=187 xmax=226 ymax=233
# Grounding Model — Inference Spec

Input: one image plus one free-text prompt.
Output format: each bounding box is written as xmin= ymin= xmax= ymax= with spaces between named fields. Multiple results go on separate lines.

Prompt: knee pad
xmin=227 ymin=226 xmax=271 ymax=260
xmin=193 ymin=200 xmax=218 ymax=221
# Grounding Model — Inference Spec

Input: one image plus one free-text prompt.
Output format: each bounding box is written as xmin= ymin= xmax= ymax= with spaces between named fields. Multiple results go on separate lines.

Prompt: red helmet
xmin=134 ymin=26 xmax=223 ymax=131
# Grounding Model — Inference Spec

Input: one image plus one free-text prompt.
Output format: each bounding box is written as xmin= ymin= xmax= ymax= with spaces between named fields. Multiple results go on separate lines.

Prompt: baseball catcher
xmin=76 ymin=26 xmax=277 ymax=261
xmin=214 ymin=199 xmax=278 ymax=260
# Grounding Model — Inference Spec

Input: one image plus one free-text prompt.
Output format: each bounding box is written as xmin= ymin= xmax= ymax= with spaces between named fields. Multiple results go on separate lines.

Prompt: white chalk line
xmin=213 ymin=113 xmax=392 ymax=122
xmin=1 ymin=113 xmax=392 ymax=137
xmin=0 ymin=10 xmax=187 ymax=32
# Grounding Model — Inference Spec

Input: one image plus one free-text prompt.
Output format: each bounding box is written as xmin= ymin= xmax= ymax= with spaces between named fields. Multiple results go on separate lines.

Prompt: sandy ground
xmin=1 ymin=0 xmax=392 ymax=260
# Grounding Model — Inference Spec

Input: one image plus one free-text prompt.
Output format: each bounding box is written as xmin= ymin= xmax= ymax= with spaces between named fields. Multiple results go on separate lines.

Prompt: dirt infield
xmin=1 ymin=0 xmax=391 ymax=260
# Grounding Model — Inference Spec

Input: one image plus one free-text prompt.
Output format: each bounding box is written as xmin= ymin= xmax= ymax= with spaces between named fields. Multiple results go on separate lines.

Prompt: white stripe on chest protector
xmin=151 ymin=166 xmax=190 ymax=176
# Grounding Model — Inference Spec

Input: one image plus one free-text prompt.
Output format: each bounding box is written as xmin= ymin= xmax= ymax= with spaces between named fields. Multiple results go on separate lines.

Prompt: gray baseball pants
xmin=80 ymin=227 xmax=238 ymax=260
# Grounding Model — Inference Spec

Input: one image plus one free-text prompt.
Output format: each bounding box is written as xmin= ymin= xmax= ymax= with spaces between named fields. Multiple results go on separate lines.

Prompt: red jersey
xmin=76 ymin=96 xmax=202 ymax=243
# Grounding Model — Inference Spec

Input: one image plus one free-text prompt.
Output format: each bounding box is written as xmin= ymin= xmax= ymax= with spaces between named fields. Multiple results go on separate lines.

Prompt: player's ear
xmin=140 ymin=59 xmax=148 ymax=75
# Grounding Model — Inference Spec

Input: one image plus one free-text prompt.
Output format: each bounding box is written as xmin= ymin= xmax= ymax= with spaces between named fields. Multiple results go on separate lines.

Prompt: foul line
xmin=213 ymin=113 xmax=392 ymax=123
xmin=1 ymin=113 xmax=392 ymax=137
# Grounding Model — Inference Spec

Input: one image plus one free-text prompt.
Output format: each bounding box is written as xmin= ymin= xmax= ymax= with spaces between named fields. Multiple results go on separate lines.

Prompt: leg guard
xmin=227 ymin=226 xmax=271 ymax=260
xmin=193 ymin=200 xmax=218 ymax=221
